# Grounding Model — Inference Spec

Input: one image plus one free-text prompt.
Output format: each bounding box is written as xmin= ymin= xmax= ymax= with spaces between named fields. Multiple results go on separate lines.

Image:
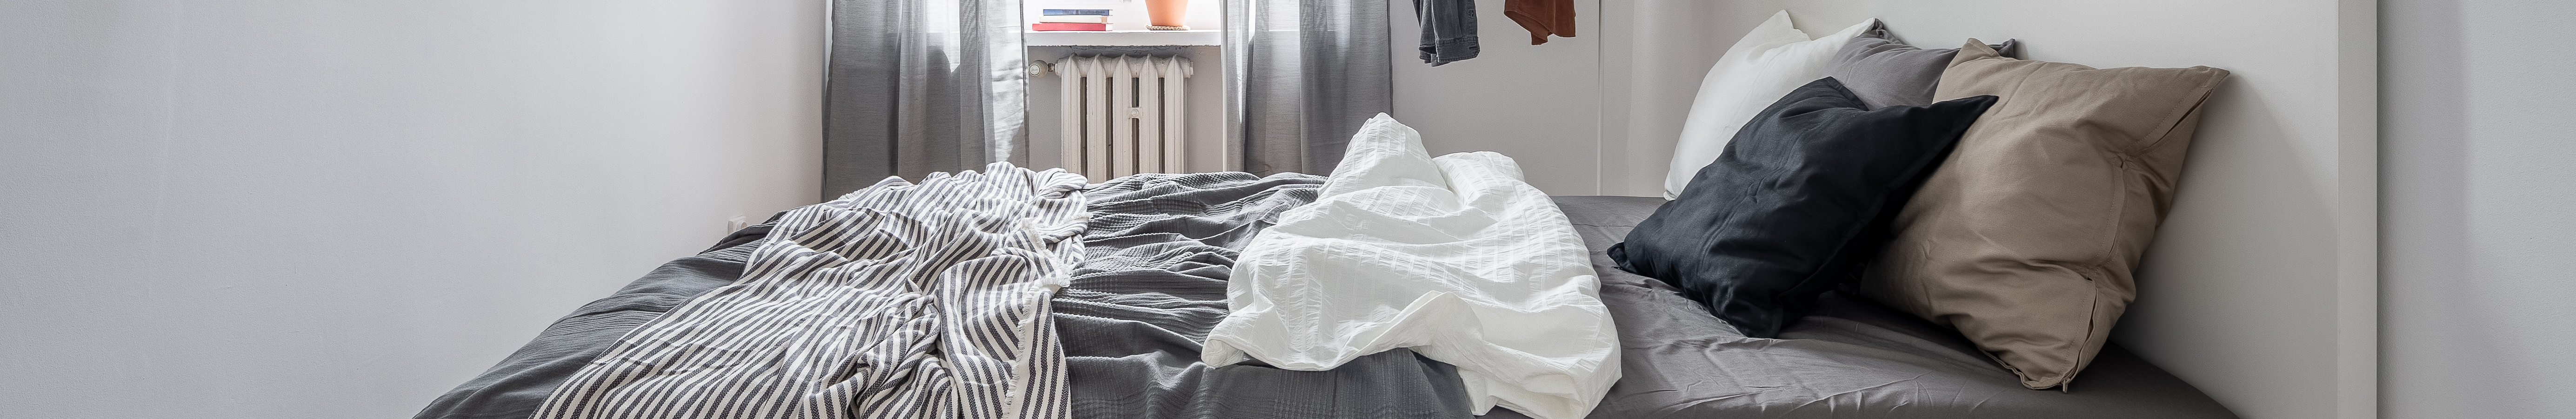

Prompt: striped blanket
xmin=530 ymin=163 xmax=1087 ymax=419
xmin=413 ymin=165 xmax=1468 ymax=419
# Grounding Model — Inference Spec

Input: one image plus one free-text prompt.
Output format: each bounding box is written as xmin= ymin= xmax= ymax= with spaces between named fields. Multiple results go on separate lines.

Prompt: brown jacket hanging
xmin=1505 ymin=0 xmax=1575 ymax=45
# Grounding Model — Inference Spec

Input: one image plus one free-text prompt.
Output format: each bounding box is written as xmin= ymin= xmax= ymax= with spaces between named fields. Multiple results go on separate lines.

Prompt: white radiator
xmin=1054 ymin=54 xmax=1193 ymax=180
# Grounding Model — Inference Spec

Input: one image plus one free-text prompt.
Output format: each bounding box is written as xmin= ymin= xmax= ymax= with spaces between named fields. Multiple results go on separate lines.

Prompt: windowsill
xmin=1026 ymin=29 xmax=1221 ymax=47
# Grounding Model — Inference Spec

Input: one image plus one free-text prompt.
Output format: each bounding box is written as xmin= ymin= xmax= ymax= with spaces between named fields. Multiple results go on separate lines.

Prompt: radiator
xmin=1055 ymin=54 xmax=1193 ymax=180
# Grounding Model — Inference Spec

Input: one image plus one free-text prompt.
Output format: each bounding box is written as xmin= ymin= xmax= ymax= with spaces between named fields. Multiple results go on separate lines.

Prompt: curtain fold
xmin=824 ymin=0 xmax=1028 ymax=199
xmin=1226 ymin=0 xmax=1393 ymax=176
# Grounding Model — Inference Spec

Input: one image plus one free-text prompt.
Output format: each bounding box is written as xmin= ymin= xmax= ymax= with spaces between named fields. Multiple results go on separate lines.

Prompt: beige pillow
xmin=1856 ymin=40 xmax=2229 ymax=390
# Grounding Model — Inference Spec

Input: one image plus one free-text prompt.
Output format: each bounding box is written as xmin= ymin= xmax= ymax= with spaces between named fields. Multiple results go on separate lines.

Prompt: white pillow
xmin=1663 ymin=11 xmax=1878 ymax=199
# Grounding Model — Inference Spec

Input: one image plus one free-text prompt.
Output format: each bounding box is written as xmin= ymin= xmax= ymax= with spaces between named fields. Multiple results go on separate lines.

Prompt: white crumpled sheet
xmin=1201 ymin=114 xmax=1621 ymax=419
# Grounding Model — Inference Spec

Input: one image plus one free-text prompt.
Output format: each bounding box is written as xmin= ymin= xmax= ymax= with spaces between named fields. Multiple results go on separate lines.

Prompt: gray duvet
xmin=1055 ymin=171 xmax=1475 ymax=419
xmin=412 ymin=182 xmax=2233 ymax=419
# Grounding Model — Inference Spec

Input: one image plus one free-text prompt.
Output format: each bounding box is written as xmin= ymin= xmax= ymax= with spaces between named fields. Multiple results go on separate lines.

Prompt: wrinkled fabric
xmin=1056 ymin=171 xmax=1476 ymax=419
xmin=1859 ymin=41 xmax=2231 ymax=390
xmin=1202 ymin=114 xmax=1619 ymax=419
xmin=413 ymin=222 xmax=776 ymax=419
xmin=1413 ymin=0 xmax=1479 ymax=66
xmin=1231 ymin=0 xmax=1392 ymax=176
xmin=1663 ymin=11 xmax=1878 ymax=199
xmin=1610 ymin=78 xmax=1996 ymax=338
xmin=1822 ymin=26 xmax=2020 ymax=109
xmin=1486 ymin=196 xmax=2237 ymax=419
xmin=1503 ymin=0 xmax=1574 ymax=45
xmin=823 ymin=0 xmax=1030 ymax=196
xmin=533 ymin=163 xmax=1086 ymax=419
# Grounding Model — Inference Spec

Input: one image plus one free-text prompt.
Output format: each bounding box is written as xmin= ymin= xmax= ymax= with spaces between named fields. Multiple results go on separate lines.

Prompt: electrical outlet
xmin=726 ymin=215 xmax=750 ymax=232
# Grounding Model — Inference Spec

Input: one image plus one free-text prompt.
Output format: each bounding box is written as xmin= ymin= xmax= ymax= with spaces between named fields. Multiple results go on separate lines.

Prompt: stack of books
xmin=1033 ymin=9 xmax=1112 ymax=31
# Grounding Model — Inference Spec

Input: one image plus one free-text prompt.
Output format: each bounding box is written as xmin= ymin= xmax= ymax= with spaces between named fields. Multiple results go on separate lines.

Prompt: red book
xmin=1032 ymin=22 xmax=1109 ymax=31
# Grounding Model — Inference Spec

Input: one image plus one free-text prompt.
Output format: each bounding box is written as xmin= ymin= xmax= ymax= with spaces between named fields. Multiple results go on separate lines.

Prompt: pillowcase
xmin=1662 ymin=11 xmax=1878 ymax=199
xmin=1609 ymin=77 xmax=1996 ymax=338
xmin=1855 ymin=40 xmax=2230 ymax=390
xmin=1822 ymin=27 xmax=2019 ymax=109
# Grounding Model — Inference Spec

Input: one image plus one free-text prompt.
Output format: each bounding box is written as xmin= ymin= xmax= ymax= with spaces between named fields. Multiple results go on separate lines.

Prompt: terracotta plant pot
xmin=1146 ymin=0 xmax=1188 ymax=29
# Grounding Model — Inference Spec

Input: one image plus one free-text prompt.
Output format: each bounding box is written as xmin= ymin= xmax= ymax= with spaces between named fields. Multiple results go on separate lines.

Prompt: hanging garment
xmin=1505 ymin=0 xmax=1575 ymax=45
xmin=1201 ymin=115 xmax=1621 ymax=419
xmin=530 ymin=162 xmax=1087 ymax=419
xmin=1414 ymin=0 xmax=1480 ymax=66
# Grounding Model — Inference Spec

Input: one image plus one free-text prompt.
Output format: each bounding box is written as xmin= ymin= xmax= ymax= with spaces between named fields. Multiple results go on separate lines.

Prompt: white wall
xmin=2381 ymin=0 xmax=2576 ymax=417
xmin=1387 ymin=0 xmax=1852 ymax=197
xmin=0 ymin=1 xmax=822 ymax=418
xmin=1388 ymin=0 xmax=1607 ymax=195
xmin=1394 ymin=1 xmax=2378 ymax=418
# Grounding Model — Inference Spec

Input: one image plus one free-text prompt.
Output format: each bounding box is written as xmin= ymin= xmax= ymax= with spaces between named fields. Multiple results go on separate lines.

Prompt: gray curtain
xmin=1226 ymin=0 xmax=1393 ymax=176
xmin=824 ymin=0 xmax=1028 ymax=199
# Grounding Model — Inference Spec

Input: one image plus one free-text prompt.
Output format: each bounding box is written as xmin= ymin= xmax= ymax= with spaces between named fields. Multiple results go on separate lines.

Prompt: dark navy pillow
xmin=1608 ymin=77 xmax=1995 ymax=338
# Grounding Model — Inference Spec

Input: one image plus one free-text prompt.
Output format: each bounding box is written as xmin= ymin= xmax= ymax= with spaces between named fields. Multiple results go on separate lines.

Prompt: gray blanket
xmin=414 ymin=223 xmax=773 ymax=419
xmin=1055 ymin=171 xmax=1474 ymax=419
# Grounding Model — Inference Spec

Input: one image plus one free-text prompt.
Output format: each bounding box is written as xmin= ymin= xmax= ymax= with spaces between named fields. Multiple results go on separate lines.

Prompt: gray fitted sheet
xmin=1491 ymin=196 xmax=2237 ymax=419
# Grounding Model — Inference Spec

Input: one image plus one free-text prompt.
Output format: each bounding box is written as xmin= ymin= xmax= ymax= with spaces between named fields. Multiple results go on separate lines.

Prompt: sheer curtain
xmin=823 ymin=0 xmax=1028 ymax=198
xmin=1225 ymin=0 xmax=1393 ymax=176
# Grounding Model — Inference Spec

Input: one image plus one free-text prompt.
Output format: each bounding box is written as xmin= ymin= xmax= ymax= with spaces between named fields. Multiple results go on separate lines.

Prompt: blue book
xmin=1042 ymin=9 xmax=1113 ymax=15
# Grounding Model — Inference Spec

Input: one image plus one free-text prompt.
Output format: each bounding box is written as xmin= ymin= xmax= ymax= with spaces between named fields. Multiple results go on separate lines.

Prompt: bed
xmin=418 ymin=9 xmax=2249 ymax=419
xmin=413 ymin=182 xmax=2235 ymax=419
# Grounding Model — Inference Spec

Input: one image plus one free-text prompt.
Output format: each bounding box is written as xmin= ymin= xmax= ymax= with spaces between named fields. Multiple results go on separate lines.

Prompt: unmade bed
xmin=413 ymin=181 xmax=2235 ymax=419
xmin=419 ymin=10 xmax=2253 ymax=417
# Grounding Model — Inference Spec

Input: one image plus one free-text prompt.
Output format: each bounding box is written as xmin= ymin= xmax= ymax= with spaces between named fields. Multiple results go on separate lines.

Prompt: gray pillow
xmin=1822 ymin=27 xmax=2017 ymax=109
